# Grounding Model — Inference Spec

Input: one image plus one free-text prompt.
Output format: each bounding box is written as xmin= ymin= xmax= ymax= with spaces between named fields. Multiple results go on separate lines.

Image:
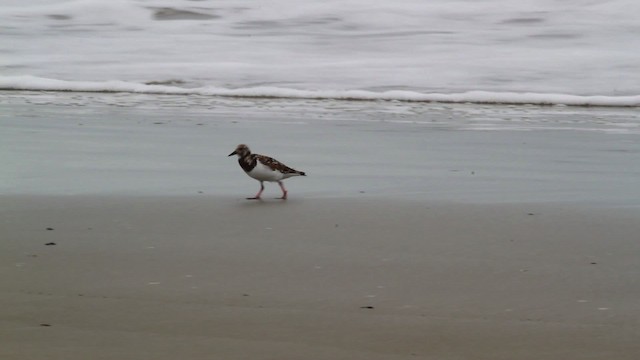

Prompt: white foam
xmin=1 ymin=75 xmax=639 ymax=107
xmin=1 ymin=0 xmax=150 ymax=26
xmin=2 ymin=0 xmax=640 ymax=101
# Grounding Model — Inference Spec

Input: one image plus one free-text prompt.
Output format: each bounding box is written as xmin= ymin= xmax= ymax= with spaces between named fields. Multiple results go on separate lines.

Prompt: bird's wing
xmin=256 ymin=154 xmax=301 ymax=174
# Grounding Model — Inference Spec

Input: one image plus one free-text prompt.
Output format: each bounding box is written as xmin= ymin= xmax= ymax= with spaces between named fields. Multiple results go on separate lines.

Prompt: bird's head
xmin=228 ymin=144 xmax=250 ymax=157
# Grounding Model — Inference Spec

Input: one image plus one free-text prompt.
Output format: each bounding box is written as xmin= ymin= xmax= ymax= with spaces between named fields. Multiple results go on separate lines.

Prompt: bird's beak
xmin=228 ymin=150 xmax=237 ymax=157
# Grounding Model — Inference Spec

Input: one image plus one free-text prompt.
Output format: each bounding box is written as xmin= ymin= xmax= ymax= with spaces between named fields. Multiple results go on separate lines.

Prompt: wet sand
xmin=2 ymin=92 xmax=640 ymax=359
xmin=2 ymin=91 xmax=640 ymax=204
xmin=1 ymin=196 xmax=639 ymax=360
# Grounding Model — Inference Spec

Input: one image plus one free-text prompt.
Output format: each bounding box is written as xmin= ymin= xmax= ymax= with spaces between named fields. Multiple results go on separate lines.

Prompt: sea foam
xmin=1 ymin=75 xmax=639 ymax=107
xmin=2 ymin=0 xmax=640 ymax=105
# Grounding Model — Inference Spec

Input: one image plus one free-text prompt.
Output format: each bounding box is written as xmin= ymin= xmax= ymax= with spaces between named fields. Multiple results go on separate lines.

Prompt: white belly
xmin=246 ymin=161 xmax=285 ymax=182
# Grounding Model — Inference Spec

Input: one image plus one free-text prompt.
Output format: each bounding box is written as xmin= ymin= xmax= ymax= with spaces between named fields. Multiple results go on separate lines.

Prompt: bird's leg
xmin=247 ymin=181 xmax=264 ymax=200
xmin=277 ymin=181 xmax=288 ymax=200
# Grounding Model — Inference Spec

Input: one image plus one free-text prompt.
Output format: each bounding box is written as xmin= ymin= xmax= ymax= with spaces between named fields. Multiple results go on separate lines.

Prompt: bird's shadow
xmin=237 ymin=198 xmax=302 ymax=208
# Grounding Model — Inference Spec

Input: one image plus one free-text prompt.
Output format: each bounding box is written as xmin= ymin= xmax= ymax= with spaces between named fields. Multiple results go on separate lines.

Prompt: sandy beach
xmin=1 ymin=195 xmax=639 ymax=359
xmin=2 ymin=92 xmax=640 ymax=359
xmin=3 ymin=1 xmax=640 ymax=357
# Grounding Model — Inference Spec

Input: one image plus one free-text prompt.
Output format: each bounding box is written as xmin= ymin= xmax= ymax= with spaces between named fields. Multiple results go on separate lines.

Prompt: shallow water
xmin=2 ymin=91 xmax=640 ymax=206
xmin=2 ymin=91 xmax=639 ymax=133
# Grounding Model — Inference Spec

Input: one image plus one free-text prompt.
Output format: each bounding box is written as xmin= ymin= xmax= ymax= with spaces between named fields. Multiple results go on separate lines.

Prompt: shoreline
xmin=2 ymin=83 xmax=640 ymax=107
xmin=3 ymin=92 xmax=640 ymax=206
xmin=2 ymin=92 xmax=640 ymax=358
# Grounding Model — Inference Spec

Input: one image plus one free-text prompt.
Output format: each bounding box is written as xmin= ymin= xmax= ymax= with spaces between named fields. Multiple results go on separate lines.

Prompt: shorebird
xmin=228 ymin=144 xmax=306 ymax=200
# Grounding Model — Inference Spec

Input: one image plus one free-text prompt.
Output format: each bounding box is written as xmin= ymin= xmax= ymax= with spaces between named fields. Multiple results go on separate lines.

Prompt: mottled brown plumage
xmin=229 ymin=144 xmax=306 ymax=200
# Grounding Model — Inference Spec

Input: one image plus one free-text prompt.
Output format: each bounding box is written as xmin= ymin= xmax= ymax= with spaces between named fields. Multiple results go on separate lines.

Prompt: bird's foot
xmin=246 ymin=196 xmax=262 ymax=200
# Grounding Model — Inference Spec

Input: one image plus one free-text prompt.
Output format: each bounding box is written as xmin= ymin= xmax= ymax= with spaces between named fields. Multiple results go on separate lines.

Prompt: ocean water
xmin=1 ymin=0 xmax=640 ymax=106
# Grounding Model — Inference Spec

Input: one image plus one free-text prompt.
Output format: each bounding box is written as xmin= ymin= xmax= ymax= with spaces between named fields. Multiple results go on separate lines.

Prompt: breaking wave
xmin=1 ymin=75 xmax=639 ymax=107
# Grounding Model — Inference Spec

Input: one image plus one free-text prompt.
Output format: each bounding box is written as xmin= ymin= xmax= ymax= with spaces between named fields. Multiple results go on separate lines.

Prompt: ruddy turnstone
xmin=229 ymin=144 xmax=306 ymax=200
